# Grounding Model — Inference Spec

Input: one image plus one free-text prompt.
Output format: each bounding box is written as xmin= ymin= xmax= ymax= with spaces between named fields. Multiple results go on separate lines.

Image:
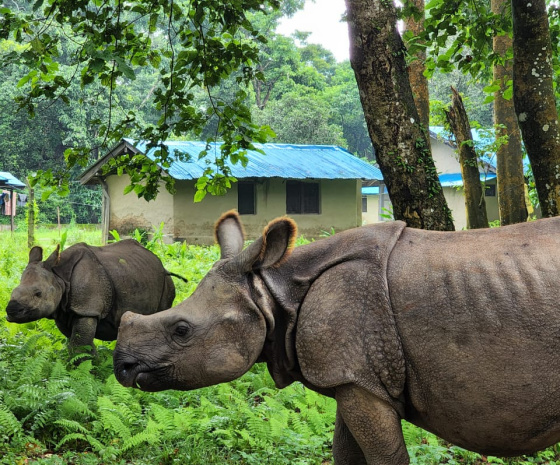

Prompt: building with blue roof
xmin=0 ymin=171 xmax=26 ymax=231
xmin=361 ymin=129 xmax=499 ymax=230
xmin=80 ymin=139 xmax=384 ymax=243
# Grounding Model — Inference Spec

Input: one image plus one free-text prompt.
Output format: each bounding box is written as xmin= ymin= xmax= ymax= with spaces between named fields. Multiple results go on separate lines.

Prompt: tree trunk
xmin=445 ymin=87 xmax=489 ymax=229
xmin=492 ymin=0 xmax=527 ymax=225
xmin=512 ymin=0 xmax=560 ymax=217
xmin=345 ymin=0 xmax=454 ymax=231
xmin=404 ymin=0 xmax=430 ymax=134
xmin=27 ymin=180 xmax=35 ymax=249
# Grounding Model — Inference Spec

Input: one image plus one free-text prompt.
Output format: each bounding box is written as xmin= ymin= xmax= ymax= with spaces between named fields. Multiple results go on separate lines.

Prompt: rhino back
xmin=56 ymin=240 xmax=174 ymax=341
xmin=89 ymin=240 xmax=175 ymax=316
xmin=388 ymin=217 xmax=560 ymax=455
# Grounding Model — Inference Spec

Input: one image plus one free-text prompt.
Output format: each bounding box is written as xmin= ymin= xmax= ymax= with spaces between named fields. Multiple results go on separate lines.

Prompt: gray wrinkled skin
xmin=113 ymin=211 xmax=560 ymax=464
xmin=6 ymin=239 xmax=175 ymax=351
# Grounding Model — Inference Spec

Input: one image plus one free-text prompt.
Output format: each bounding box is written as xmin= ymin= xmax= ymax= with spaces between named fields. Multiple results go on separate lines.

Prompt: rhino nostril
xmin=121 ymin=361 xmax=139 ymax=373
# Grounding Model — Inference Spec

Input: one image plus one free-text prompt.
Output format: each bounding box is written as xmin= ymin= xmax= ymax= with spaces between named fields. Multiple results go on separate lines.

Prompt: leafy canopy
xmin=0 ymin=0 xmax=282 ymax=201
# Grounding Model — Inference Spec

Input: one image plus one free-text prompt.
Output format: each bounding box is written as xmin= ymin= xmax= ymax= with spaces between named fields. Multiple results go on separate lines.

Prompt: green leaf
xmin=194 ymin=189 xmax=207 ymax=202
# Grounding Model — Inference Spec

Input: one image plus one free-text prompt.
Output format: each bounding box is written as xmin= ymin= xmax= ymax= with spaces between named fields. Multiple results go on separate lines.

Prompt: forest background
xmin=0 ymin=1 xmax=493 ymax=227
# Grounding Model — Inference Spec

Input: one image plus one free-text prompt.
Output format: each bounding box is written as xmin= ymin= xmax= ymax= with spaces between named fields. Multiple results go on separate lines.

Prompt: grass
xmin=1 ymin=225 xmax=560 ymax=464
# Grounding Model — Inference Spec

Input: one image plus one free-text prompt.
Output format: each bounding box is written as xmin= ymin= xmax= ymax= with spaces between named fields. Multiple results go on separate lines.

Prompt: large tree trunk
xmin=512 ymin=0 xmax=560 ymax=217
xmin=445 ymin=87 xmax=489 ymax=229
xmin=345 ymin=0 xmax=454 ymax=231
xmin=404 ymin=0 xmax=430 ymax=134
xmin=492 ymin=0 xmax=527 ymax=225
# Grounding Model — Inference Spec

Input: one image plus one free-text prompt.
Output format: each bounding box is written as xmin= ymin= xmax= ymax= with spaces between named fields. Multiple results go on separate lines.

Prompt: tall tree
xmin=512 ymin=0 xmax=560 ymax=217
xmin=344 ymin=0 xmax=454 ymax=230
xmin=423 ymin=1 xmax=530 ymax=222
xmin=445 ymin=87 xmax=489 ymax=229
xmin=491 ymin=0 xmax=527 ymax=225
xmin=403 ymin=0 xmax=430 ymax=133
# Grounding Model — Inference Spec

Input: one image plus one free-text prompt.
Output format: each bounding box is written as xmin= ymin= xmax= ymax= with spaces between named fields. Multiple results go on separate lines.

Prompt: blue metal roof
xmin=125 ymin=139 xmax=383 ymax=181
xmin=431 ymin=126 xmax=531 ymax=171
xmin=0 ymin=172 xmax=25 ymax=188
xmin=439 ymin=172 xmax=496 ymax=187
xmin=361 ymin=173 xmax=497 ymax=195
xmin=362 ymin=186 xmax=380 ymax=195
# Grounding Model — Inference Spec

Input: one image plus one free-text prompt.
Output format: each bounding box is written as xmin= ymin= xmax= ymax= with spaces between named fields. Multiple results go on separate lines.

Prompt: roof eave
xmin=79 ymin=139 xmax=139 ymax=185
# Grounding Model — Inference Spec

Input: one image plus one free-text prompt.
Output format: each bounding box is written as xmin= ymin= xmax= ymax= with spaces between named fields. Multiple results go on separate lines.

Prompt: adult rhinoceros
xmin=113 ymin=211 xmax=560 ymax=464
xmin=6 ymin=239 xmax=180 ymax=352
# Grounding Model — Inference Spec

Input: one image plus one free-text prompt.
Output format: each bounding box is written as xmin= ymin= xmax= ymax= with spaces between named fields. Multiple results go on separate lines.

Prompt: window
xmin=362 ymin=196 xmax=368 ymax=213
xmin=485 ymin=184 xmax=496 ymax=197
xmin=238 ymin=182 xmax=256 ymax=215
xmin=286 ymin=181 xmax=320 ymax=214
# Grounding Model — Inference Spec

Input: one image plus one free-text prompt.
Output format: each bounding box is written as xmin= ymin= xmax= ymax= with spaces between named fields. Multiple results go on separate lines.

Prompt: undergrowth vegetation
xmin=1 ymin=225 xmax=559 ymax=464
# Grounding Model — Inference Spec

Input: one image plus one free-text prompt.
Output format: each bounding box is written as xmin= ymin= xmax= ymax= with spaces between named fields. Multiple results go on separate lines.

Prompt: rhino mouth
xmin=114 ymin=354 xmax=173 ymax=392
xmin=5 ymin=301 xmax=34 ymax=323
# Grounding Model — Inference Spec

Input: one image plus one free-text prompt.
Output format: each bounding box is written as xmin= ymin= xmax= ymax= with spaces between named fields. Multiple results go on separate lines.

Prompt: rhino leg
xmin=333 ymin=409 xmax=367 ymax=465
xmin=69 ymin=316 xmax=98 ymax=356
xmin=335 ymin=385 xmax=409 ymax=465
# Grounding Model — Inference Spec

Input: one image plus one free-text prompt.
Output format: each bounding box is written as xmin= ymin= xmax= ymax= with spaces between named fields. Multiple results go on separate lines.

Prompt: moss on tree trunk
xmin=492 ymin=0 xmax=527 ymax=225
xmin=445 ymin=87 xmax=489 ymax=229
xmin=512 ymin=0 xmax=560 ymax=217
xmin=345 ymin=0 xmax=454 ymax=231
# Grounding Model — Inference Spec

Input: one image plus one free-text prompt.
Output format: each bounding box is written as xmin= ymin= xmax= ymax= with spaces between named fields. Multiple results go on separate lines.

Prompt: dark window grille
xmin=362 ymin=196 xmax=368 ymax=212
xmin=286 ymin=181 xmax=320 ymax=214
xmin=485 ymin=184 xmax=496 ymax=197
xmin=238 ymin=182 xmax=256 ymax=215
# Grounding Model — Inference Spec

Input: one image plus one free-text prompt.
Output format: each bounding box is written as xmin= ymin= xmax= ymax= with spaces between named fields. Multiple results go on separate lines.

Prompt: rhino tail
xmin=166 ymin=270 xmax=189 ymax=283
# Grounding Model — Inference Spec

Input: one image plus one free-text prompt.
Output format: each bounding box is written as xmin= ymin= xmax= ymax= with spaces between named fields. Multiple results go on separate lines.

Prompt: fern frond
xmin=149 ymin=403 xmax=175 ymax=433
xmin=30 ymin=409 xmax=54 ymax=432
xmin=107 ymin=376 xmax=134 ymax=405
xmin=19 ymin=351 xmax=50 ymax=384
xmin=84 ymin=434 xmax=107 ymax=453
xmin=59 ymin=395 xmax=95 ymax=420
xmin=55 ymin=432 xmax=87 ymax=450
xmin=0 ymin=404 xmax=22 ymax=437
xmin=98 ymin=409 xmax=131 ymax=440
xmin=246 ymin=412 xmax=270 ymax=443
xmin=54 ymin=418 xmax=89 ymax=434
xmin=121 ymin=425 xmax=160 ymax=453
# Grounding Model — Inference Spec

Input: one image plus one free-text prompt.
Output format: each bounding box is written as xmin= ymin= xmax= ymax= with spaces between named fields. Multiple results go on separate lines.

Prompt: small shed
xmin=80 ymin=139 xmax=383 ymax=244
xmin=0 ymin=172 xmax=26 ymax=231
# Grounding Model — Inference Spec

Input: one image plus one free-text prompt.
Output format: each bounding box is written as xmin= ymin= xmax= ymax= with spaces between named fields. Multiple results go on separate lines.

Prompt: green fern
xmin=0 ymin=404 xmax=22 ymax=437
xmin=96 ymin=398 xmax=132 ymax=441
xmin=54 ymin=419 xmax=89 ymax=435
xmin=55 ymin=432 xmax=88 ymax=450
xmin=121 ymin=419 xmax=161 ymax=453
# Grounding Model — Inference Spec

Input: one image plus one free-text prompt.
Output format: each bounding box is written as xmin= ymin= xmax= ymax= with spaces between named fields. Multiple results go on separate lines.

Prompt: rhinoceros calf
xmin=113 ymin=211 xmax=560 ymax=464
xmin=6 ymin=239 xmax=177 ymax=352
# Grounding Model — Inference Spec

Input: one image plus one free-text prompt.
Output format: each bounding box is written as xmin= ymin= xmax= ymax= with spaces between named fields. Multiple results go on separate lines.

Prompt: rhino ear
xmin=43 ymin=244 xmax=61 ymax=270
xmin=258 ymin=218 xmax=297 ymax=268
xmin=234 ymin=217 xmax=297 ymax=272
xmin=28 ymin=246 xmax=43 ymax=264
xmin=215 ymin=210 xmax=245 ymax=259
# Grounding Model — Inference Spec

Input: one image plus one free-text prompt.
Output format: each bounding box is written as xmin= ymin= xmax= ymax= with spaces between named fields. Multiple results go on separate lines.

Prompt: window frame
xmin=238 ymin=181 xmax=256 ymax=215
xmin=286 ymin=180 xmax=321 ymax=214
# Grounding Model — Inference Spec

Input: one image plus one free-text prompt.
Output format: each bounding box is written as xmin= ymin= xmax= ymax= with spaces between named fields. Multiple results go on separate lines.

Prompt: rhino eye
xmin=173 ymin=324 xmax=190 ymax=338
xmin=34 ymin=290 xmax=42 ymax=298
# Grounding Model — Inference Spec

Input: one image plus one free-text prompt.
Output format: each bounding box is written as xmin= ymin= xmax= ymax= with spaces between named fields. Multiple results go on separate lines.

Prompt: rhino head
xmin=113 ymin=211 xmax=297 ymax=392
xmin=6 ymin=245 xmax=64 ymax=323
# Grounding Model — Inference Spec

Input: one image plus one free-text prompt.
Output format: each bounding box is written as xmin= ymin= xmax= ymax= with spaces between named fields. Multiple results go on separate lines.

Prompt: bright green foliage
xmin=2 ymin=226 xmax=560 ymax=464
xmin=1 ymin=0 xmax=281 ymax=201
